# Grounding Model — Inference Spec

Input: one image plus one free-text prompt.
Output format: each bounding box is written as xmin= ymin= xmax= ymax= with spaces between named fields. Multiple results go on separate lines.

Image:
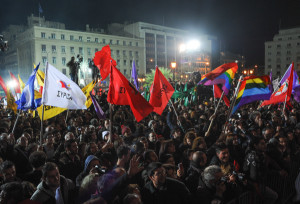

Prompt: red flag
xmin=149 ymin=67 xmax=175 ymax=115
xmin=0 ymin=76 xmax=7 ymax=95
xmin=261 ymin=63 xmax=294 ymax=106
xmin=9 ymin=72 xmax=21 ymax=93
xmin=213 ymin=84 xmax=230 ymax=107
xmin=93 ymin=45 xmax=117 ymax=81
xmin=107 ymin=65 xmax=153 ymax=122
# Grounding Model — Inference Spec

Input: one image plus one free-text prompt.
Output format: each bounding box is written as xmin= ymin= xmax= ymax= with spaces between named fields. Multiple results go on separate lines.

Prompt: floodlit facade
xmin=265 ymin=27 xmax=300 ymax=76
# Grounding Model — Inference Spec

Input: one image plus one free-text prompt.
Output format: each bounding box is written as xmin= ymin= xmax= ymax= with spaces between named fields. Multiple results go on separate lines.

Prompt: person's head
xmin=65 ymin=139 xmax=78 ymax=155
xmin=86 ymin=142 xmax=98 ymax=155
xmin=143 ymin=150 xmax=158 ymax=164
xmin=29 ymin=151 xmax=47 ymax=169
xmin=42 ymin=162 xmax=60 ymax=189
xmin=0 ymin=161 xmax=16 ymax=183
xmin=202 ymin=165 xmax=223 ymax=189
xmin=159 ymin=154 xmax=175 ymax=166
xmin=191 ymin=137 xmax=207 ymax=150
xmin=184 ymin=131 xmax=196 ymax=146
xmin=147 ymin=162 xmax=166 ymax=187
xmin=21 ymin=181 xmax=36 ymax=199
xmin=102 ymin=131 xmax=110 ymax=141
xmin=104 ymin=119 xmax=110 ymax=129
xmin=121 ymin=126 xmax=132 ymax=137
xmin=139 ymin=137 xmax=148 ymax=150
xmin=278 ymin=135 xmax=288 ymax=152
xmin=159 ymin=140 xmax=175 ymax=158
xmin=225 ymin=134 xmax=239 ymax=146
xmin=192 ymin=151 xmax=207 ymax=168
xmin=262 ymin=127 xmax=274 ymax=141
xmin=16 ymin=135 xmax=28 ymax=148
xmin=251 ymin=137 xmax=266 ymax=152
xmin=171 ymin=127 xmax=182 ymax=140
xmin=43 ymin=131 xmax=54 ymax=145
xmin=117 ymin=145 xmax=131 ymax=162
xmin=84 ymin=155 xmax=101 ymax=173
xmin=79 ymin=173 xmax=100 ymax=202
xmin=215 ymin=143 xmax=230 ymax=164
xmin=0 ymin=182 xmax=24 ymax=204
xmin=64 ymin=132 xmax=75 ymax=141
xmin=162 ymin=164 xmax=177 ymax=179
xmin=148 ymin=131 xmax=156 ymax=143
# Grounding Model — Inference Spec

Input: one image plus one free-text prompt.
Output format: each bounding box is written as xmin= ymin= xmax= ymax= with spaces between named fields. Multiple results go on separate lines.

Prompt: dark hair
xmin=158 ymin=140 xmax=174 ymax=158
xmin=0 ymin=182 xmax=24 ymax=203
xmin=249 ymin=137 xmax=265 ymax=150
xmin=215 ymin=143 xmax=228 ymax=154
xmin=159 ymin=154 xmax=174 ymax=164
xmin=117 ymin=145 xmax=130 ymax=159
xmin=0 ymin=160 xmax=15 ymax=173
xmin=143 ymin=150 xmax=156 ymax=163
xmin=29 ymin=151 xmax=47 ymax=168
xmin=147 ymin=162 xmax=163 ymax=177
xmin=64 ymin=138 xmax=76 ymax=149
xmin=42 ymin=162 xmax=58 ymax=178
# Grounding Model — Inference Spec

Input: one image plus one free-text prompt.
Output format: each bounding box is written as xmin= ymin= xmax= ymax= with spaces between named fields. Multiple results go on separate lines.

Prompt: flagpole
xmin=12 ymin=110 xmax=21 ymax=134
xmin=283 ymin=94 xmax=288 ymax=113
xmin=40 ymin=62 xmax=48 ymax=146
xmin=65 ymin=109 xmax=69 ymax=125
xmin=40 ymin=105 xmax=45 ymax=145
xmin=109 ymin=61 xmax=113 ymax=142
xmin=205 ymin=90 xmax=224 ymax=137
xmin=223 ymin=75 xmax=243 ymax=132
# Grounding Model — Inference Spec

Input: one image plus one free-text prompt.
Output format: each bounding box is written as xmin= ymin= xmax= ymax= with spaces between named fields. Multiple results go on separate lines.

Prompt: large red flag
xmin=107 ymin=65 xmax=153 ymax=122
xmin=261 ymin=63 xmax=294 ymax=106
xmin=9 ymin=72 xmax=21 ymax=93
xmin=149 ymin=67 xmax=175 ymax=115
xmin=213 ymin=84 xmax=230 ymax=107
xmin=0 ymin=76 xmax=7 ymax=95
xmin=93 ymin=45 xmax=117 ymax=80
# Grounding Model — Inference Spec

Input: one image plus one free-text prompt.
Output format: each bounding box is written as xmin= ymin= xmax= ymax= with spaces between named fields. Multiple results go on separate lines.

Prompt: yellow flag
xmin=36 ymin=69 xmax=45 ymax=87
xmin=18 ymin=75 xmax=25 ymax=92
xmin=7 ymin=87 xmax=17 ymax=113
xmin=37 ymin=81 xmax=95 ymax=120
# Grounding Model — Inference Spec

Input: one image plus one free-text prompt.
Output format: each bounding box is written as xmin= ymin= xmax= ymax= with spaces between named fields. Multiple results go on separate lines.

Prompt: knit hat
xmin=84 ymin=155 xmax=100 ymax=171
xmin=121 ymin=125 xmax=130 ymax=135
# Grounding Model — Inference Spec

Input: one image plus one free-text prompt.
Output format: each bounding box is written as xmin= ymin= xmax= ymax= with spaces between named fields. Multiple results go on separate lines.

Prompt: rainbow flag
xmin=198 ymin=62 xmax=238 ymax=95
xmin=232 ymin=75 xmax=271 ymax=114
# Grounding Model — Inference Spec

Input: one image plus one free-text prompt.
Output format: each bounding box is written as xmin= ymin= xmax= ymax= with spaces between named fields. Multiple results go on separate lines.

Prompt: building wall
xmin=265 ymin=27 xmax=300 ymax=77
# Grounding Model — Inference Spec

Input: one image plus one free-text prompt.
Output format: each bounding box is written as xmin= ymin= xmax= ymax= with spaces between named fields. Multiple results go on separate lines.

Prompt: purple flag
xmin=293 ymin=69 xmax=300 ymax=102
xmin=90 ymin=93 xmax=106 ymax=119
xmin=269 ymin=70 xmax=273 ymax=93
xmin=131 ymin=60 xmax=139 ymax=90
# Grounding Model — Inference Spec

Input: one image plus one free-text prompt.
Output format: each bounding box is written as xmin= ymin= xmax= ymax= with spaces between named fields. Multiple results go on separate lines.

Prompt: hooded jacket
xmin=31 ymin=175 xmax=75 ymax=204
xmin=76 ymin=155 xmax=99 ymax=187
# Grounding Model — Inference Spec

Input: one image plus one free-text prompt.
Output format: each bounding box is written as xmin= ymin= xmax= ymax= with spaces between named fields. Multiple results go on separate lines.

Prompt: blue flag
xmin=90 ymin=92 xmax=106 ymax=119
xmin=39 ymin=3 xmax=43 ymax=13
xmin=131 ymin=60 xmax=139 ymax=90
xmin=16 ymin=63 xmax=42 ymax=110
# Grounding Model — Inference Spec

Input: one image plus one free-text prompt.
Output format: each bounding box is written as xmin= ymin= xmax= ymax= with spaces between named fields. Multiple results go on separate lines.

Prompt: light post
xmin=205 ymin=62 xmax=209 ymax=75
xmin=171 ymin=62 xmax=176 ymax=82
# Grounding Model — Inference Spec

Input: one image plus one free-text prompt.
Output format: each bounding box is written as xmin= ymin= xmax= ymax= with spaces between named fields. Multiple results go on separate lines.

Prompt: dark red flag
xmin=107 ymin=65 xmax=153 ymax=122
xmin=149 ymin=67 xmax=175 ymax=115
xmin=93 ymin=45 xmax=116 ymax=80
xmin=0 ymin=76 xmax=7 ymax=95
xmin=213 ymin=84 xmax=230 ymax=107
xmin=9 ymin=72 xmax=21 ymax=93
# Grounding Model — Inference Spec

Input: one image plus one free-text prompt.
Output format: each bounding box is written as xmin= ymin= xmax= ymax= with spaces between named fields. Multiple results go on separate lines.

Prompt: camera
xmin=94 ymin=165 xmax=106 ymax=174
xmin=232 ymin=171 xmax=246 ymax=181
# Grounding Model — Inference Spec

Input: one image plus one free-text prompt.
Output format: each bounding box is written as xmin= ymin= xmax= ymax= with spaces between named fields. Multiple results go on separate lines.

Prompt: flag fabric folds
xmin=82 ymin=81 xmax=96 ymax=109
xmin=107 ymin=65 xmax=153 ymax=122
xmin=292 ymin=68 xmax=300 ymax=102
xmin=18 ymin=75 xmax=25 ymax=92
xmin=213 ymin=84 xmax=230 ymax=107
xmin=0 ymin=76 xmax=7 ymax=95
xmin=7 ymin=87 xmax=17 ymax=113
xmin=91 ymin=93 xmax=106 ymax=119
xmin=42 ymin=63 xmax=87 ymax=109
xmin=232 ymin=75 xmax=271 ymax=114
xmin=93 ymin=45 xmax=117 ymax=81
xmin=9 ymin=72 xmax=21 ymax=94
xmin=198 ymin=62 xmax=238 ymax=95
xmin=16 ymin=63 xmax=42 ymax=110
xmin=131 ymin=60 xmax=139 ymax=90
xmin=149 ymin=67 xmax=175 ymax=115
xmin=261 ymin=63 xmax=294 ymax=106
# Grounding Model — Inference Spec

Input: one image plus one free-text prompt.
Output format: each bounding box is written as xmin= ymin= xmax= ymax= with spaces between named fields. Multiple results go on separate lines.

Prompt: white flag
xmin=42 ymin=63 xmax=87 ymax=109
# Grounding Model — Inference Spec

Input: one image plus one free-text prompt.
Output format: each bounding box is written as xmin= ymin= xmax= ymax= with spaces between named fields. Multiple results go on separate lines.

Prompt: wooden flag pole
xmin=223 ymin=75 xmax=243 ymax=132
xmin=12 ymin=110 xmax=21 ymax=134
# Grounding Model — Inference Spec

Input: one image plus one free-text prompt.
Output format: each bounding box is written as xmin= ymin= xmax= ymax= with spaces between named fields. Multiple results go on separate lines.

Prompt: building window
xmin=129 ymin=51 xmax=132 ymax=57
xmin=109 ymin=39 xmax=113 ymax=44
xmin=51 ymin=33 xmax=56 ymax=39
xmin=117 ymin=59 xmax=120 ymax=65
xmin=268 ymin=52 xmax=272 ymax=56
xmin=70 ymin=35 xmax=74 ymax=41
xmin=42 ymin=57 xmax=47 ymax=65
xmin=278 ymin=38 xmax=282 ymax=41
xmin=62 ymin=68 xmax=67 ymax=75
xmin=287 ymin=57 xmax=291 ymax=61
xmin=111 ymin=50 xmax=114 ymax=55
xmin=287 ymin=43 xmax=291 ymax=47
xmin=276 ymin=51 xmax=281 ymax=55
xmin=276 ymin=64 xmax=280 ymax=68
xmin=136 ymin=60 xmax=139 ymax=66
xmin=130 ymin=60 xmax=132 ymax=65
xmin=61 ymin=34 xmax=65 ymax=40
xmin=102 ymin=39 xmax=106 ymax=44
xmin=287 ymin=50 xmax=291 ymax=55
xmin=135 ymin=51 xmax=138 ymax=57
xmin=288 ymin=37 xmax=292 ymax=40
xmin=277 ymin=44 xmax=281 ymax=48
xmin=87 ymin=37 xmax=91 ymax=42
xmin=136 ymin=42 xmax=138 ymax=46
xmin=267 ymin=45 xmax=272 ymax=48
xmin=95 ymin=38 xmax=98 ymax=43
xmin=116 ymin=50 xmax=120 ymax=56
xmin=61 ymin=46 xmax=66 ymax=53
xmin=79 ymin=47 xmax=83 ymax=54
xmin=62 ymin=57 xmax=66 ymax=65
xmin=41 ymin=32 xmax=46 ymax=38
xmin=52 ymin=57 xmax=56 ymax=64
xmin=70 ymin=47 xmax=74 ymax=54
xmin=123 ymin=41 xmax=126 ymax=46
xmin=41 ymin=44 xmax=46 ymax=52
xmin=116 ymin=40 xmax=119 ymax=45
xmin=95 ymin=48 xmax=98 ymax=52
xmin=52 ymin=45 xmax=56 ymax=53
xmin=87 ymin=48 xmax=91 ymax=55
xmin=79 ymin=36 xmax=83 ymax=41
xmin=129 ymin=42 xmax=132 ymax=46
xmin=124 ymin=69 xmax=127 ymax=75
xmin=124 ymin=60 xmax=127 ymax=66
xmin=123 ymin=50 xmax=126 ymax=56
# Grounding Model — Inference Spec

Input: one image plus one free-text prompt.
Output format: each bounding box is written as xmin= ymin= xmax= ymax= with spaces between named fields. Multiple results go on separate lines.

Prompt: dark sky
xmin=1 ymin=0 xmax=300 ymax=66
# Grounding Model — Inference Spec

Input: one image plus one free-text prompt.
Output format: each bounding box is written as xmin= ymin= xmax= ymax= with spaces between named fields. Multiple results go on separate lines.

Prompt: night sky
xmin=1 ymin=0 xmax=299 ymax=66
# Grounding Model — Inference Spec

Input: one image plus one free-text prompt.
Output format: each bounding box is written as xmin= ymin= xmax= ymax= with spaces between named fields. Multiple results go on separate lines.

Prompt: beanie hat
xmin=121 ymin=125 xmax=130 ymax=135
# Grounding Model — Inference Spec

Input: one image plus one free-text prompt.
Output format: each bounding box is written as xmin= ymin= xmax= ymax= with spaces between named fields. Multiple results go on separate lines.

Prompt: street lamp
xmin=205 ymin=62 xmax=209 ymax=75
xmin=171 ymin=62 xmax=176 ymax=81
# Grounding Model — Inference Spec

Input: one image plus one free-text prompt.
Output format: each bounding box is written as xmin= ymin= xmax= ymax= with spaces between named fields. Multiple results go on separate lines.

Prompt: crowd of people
xmin=0 ymin=79 xmax=299 ymax=204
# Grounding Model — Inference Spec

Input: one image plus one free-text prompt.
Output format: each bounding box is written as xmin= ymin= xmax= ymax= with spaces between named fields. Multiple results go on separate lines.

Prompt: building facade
xmin=265 ymin=27 xmax=300 ymax=77
xmin=0 ymin=15 xmax=145 ymax=85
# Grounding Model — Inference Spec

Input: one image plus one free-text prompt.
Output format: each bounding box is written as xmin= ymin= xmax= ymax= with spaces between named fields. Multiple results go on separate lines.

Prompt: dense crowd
xmin=0 ymin=80 xmax=300 ymax=204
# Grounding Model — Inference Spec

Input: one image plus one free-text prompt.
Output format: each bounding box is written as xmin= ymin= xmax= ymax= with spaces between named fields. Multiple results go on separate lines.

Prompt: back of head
xmin=0 ymin=182 xmax=24 ymax=203
xmin=117 ymin=145 xmax=130 ymax=159
xmin=29 ymin=151 xmax=47 ymax=169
